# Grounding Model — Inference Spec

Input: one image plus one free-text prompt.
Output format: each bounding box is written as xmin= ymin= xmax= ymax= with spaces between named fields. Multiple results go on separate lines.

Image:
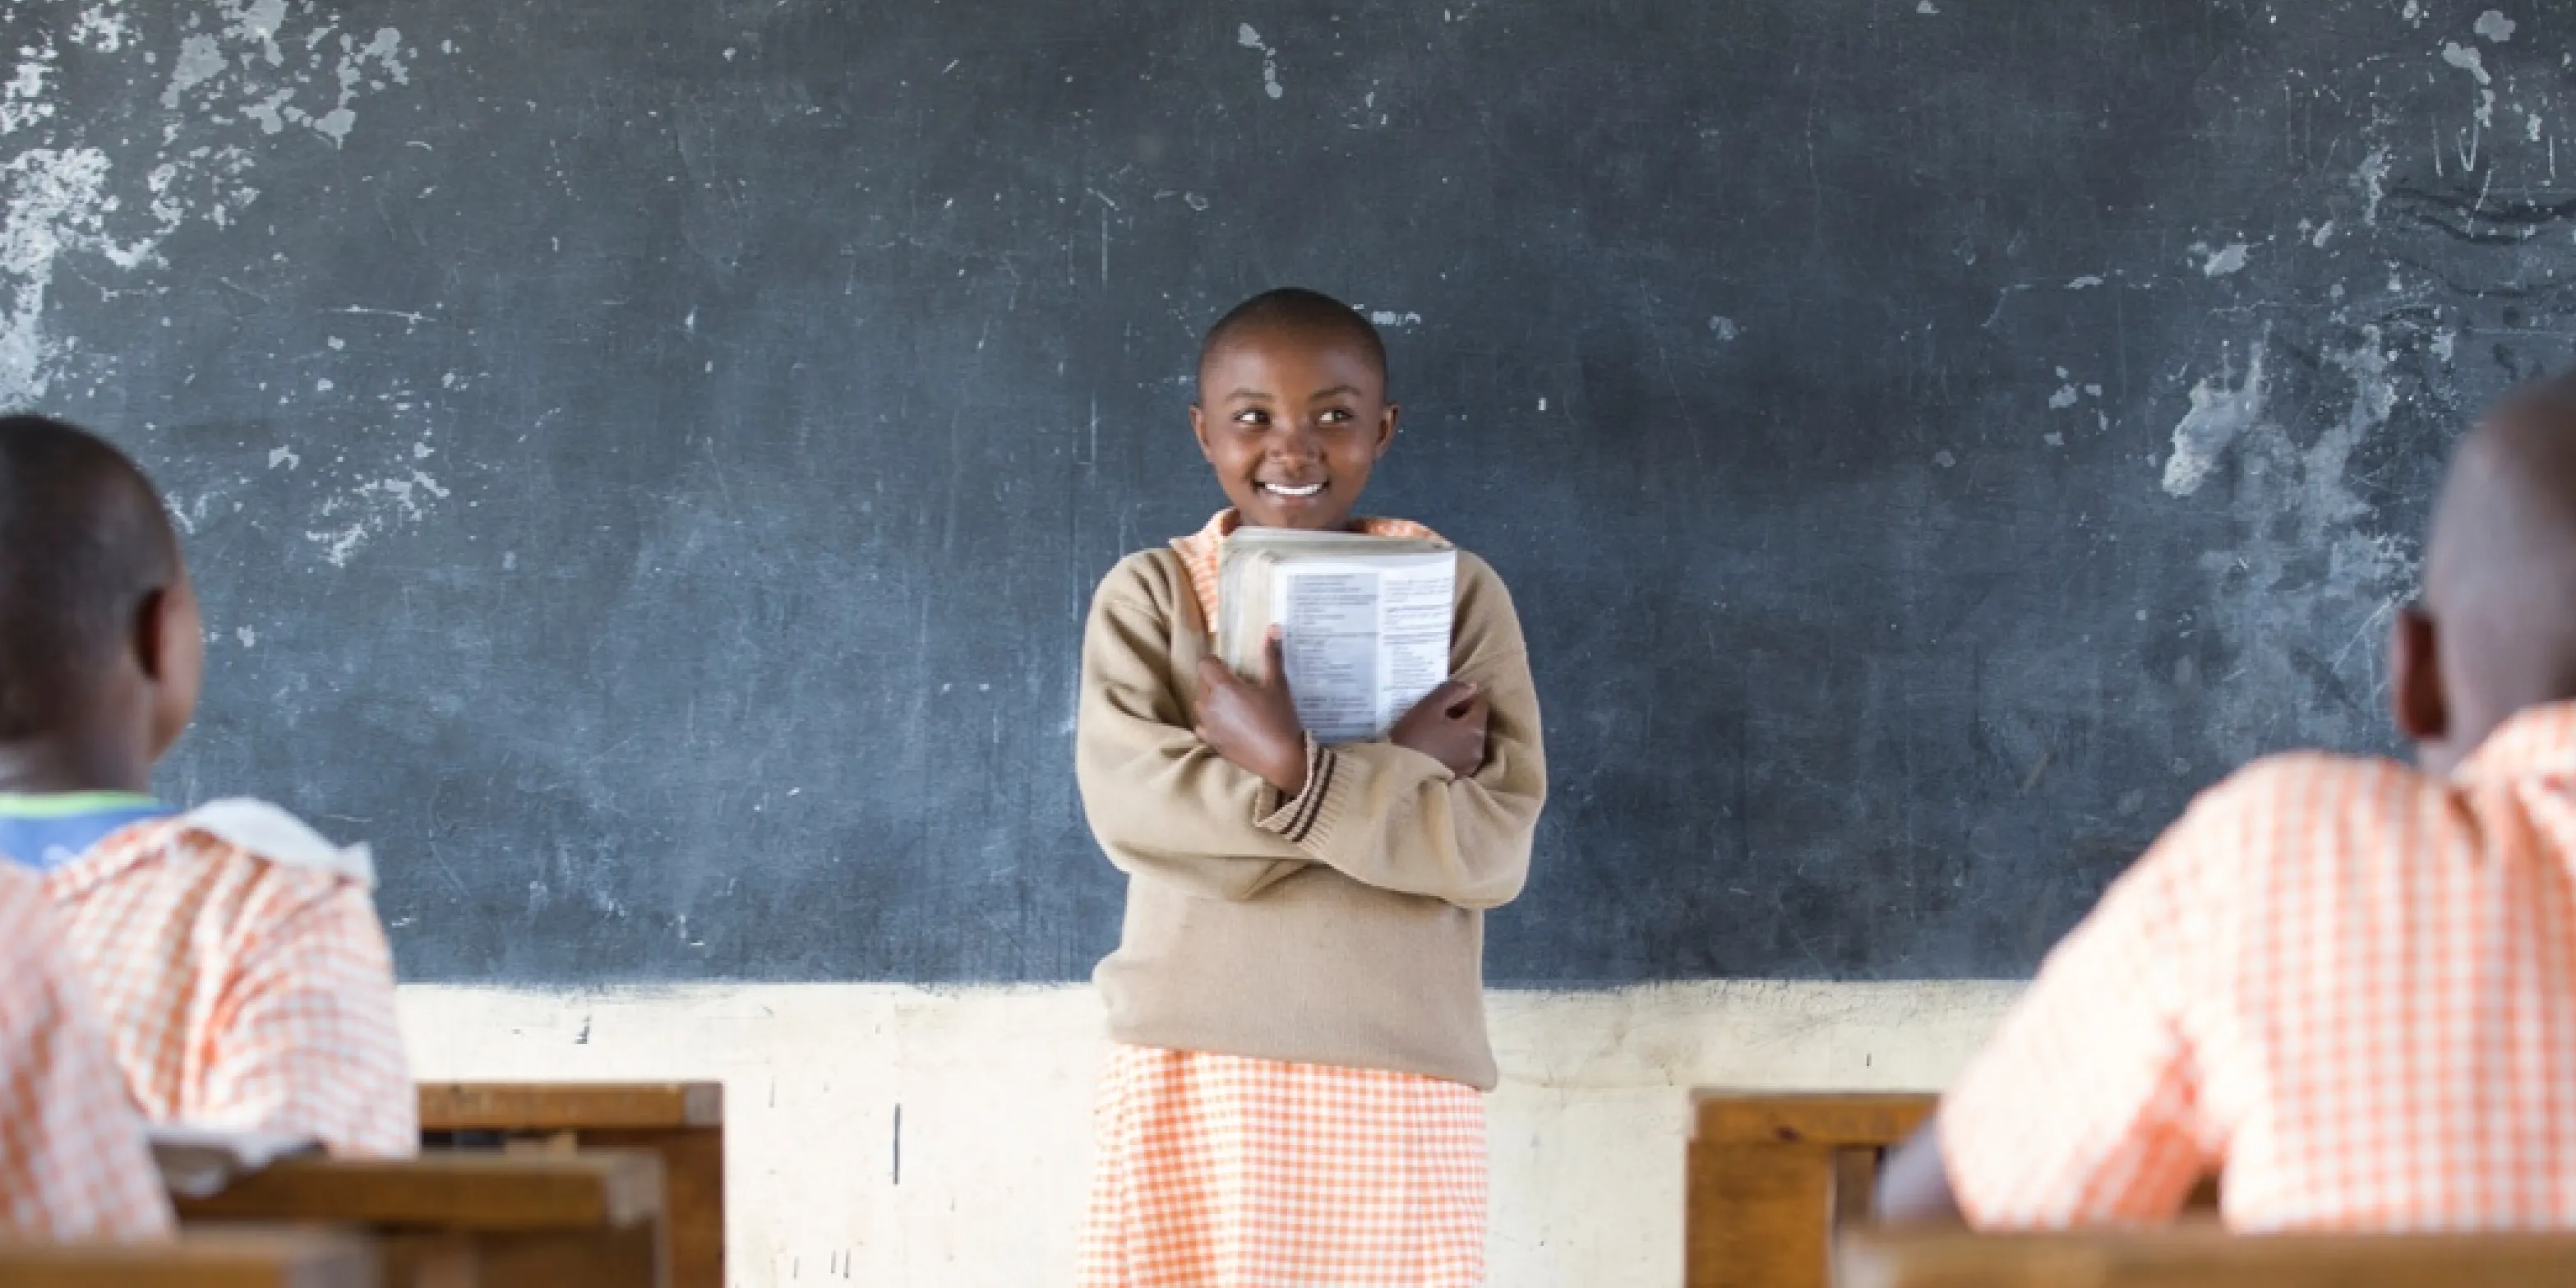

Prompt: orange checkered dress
xmin=0 ymin=862 xmax=174 ymax=1240
xmin=1078 ymin=510 xmax=1488 ymax=1288
xmin=1943 ymin=701 xmax=2576 ymax=1230
xmin=41 ymin=803 xmax=415 ymax=1158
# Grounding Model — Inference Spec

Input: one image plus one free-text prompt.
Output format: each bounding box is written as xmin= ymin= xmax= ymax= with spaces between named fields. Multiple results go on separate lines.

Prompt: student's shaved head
xmin=2389 ymin=374 xmax=2576 ymax=772
xmin=0 ymin=416 xmax=179 ymax=740
xmin=1198 ymin=289 xmax=1388 ymax=398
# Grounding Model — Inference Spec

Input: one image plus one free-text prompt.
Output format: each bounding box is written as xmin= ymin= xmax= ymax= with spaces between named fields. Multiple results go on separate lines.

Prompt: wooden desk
xmin=1687 ymin=1092 xmax=2222 ymax=1288
xmin=0 ymin=1227 xmax=380 ymax=1288
xmin=178 ymin=1152 xmax=665 ymax=1288
xmin=418 ymin=1083 xmax=721 ymax=1288
xmin=1687 ymin=1092 xmax=1937 ymax=1288
xmin=1840 ymin=1225 xmax=2576 ymax=1288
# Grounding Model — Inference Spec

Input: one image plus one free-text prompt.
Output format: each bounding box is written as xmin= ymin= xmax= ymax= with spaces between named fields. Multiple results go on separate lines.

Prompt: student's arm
xmin=1878 ymin=813 xmax=2220 ymax=1228
xmin=1255 ymin=554 xmax=1546 ymax=909
xmin=205 ymin=880 xmax=417 ymax=1158
xmin=1077 ymin=556 xmax=1310 ymax=902
xmin=1875 ymin=1116 xmax=1966 ymax=1224
xmin=0 ymin=889 xmax=173 ymax=1240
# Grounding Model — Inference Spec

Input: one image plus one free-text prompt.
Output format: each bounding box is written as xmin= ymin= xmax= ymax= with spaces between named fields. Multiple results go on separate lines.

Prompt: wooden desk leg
xmin=476 ymin=1226 xmax=666 ymax=1288
xmin=1832 ymin=1147 xmax=1881 ymax=1226
xmin=381 ymin=1234 xmax=479 ymax=1288
xmin=586 ymin=1129 xmax=722 ymax=1288
xmin=1687 ymin=1138 xmax=1836 ymax=1288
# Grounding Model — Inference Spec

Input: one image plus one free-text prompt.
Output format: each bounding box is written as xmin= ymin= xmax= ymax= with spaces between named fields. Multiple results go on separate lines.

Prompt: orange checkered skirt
xmin=1078 ymin=1044 xmax=1488 ymax=1288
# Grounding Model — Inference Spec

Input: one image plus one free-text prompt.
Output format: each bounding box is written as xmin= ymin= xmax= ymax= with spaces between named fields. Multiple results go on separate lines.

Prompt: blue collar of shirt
xmin=0 ymin=793 xmax=173 ymax=873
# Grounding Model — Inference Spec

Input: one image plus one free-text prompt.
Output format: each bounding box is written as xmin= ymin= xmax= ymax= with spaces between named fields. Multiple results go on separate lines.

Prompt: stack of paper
xmin=1217 ymin=528 xmax=1457 ymax=745
xmin=148 ymin=1125 xmax=322 ymax=1199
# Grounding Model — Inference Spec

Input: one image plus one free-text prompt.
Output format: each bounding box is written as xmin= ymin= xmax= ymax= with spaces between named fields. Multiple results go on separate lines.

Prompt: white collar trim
xmin=171 ymin=799 xmax=375 ymax=888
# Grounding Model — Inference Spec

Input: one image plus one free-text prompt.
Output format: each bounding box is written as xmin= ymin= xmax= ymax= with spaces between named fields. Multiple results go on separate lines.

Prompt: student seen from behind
xmin=0 ymin=414 xmax=413 ymax=1157
xmin=1880 ymin=372 xmax=2576 ymax=1229
xmin=1073 ymin=289 xmax=1547 ymax=1286
xmin=0 ymin=860 xmax=173 ymax=1240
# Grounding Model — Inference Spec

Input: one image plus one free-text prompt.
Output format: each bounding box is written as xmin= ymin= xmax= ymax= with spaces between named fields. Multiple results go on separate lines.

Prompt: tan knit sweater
xmin=1075 ymin=545 xmax=1547 ymax=1090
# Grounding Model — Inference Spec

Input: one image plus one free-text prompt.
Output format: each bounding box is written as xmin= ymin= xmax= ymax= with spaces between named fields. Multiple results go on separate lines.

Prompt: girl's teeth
xmin=1265 ymin=482 xmax=1323 ymax=497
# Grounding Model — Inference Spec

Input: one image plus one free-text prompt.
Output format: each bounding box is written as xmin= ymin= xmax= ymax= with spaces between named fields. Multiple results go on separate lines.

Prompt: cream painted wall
xmin=398 ymin=981 xmax=2019 ymax=1286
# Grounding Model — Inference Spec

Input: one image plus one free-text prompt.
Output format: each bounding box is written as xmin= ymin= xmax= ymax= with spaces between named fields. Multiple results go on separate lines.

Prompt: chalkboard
xmin=2 ymin=0 xmax=2562 ymax=982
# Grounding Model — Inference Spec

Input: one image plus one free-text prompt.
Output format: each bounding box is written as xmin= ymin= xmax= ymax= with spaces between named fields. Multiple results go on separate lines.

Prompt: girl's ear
xmin=1373 ymin=404 xmax=1400 ymax=459
xmin=1190 ymin=404 xmax=1216 ymax=462
xmin=2390 ymin=604 xmax=2448 ymax=744
xmin=130 ymin=587 xmax=167 ymax=680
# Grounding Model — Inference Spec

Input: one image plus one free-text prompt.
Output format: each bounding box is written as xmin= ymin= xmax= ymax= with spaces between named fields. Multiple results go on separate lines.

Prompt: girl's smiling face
xmin=1191 ymin=325 xmax=1398 ymax=531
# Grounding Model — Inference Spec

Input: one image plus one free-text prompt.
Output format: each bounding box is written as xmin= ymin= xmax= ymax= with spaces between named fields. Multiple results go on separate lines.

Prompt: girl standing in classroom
xmin=1073 ymin=288 xmax=1549 ymax=1287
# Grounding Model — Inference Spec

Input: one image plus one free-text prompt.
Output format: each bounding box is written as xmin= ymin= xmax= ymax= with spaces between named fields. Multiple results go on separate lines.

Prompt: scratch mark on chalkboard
xmin=332 ymin=305 xmax=433 ymax=329
xmin=2358 ymin=147 xmax=2391 ymax=225
xmin=1980 ymin=283 xmax=2032 ymax=328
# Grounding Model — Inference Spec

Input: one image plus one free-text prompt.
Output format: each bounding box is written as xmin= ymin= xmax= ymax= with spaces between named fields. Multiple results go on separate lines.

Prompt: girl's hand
xmin=1389 ymin=680 xmax=1487 ymax=778
xmin=1196 ymin=629 xmax=1309 ymax=795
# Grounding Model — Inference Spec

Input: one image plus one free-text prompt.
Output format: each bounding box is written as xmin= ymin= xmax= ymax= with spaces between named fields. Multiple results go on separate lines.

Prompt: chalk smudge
xmin=0 ymin=2 xmax=444 ymax=565
xmin=1237 ymin=24 xmax=1283 ymax=99
xmin=2163 ymin=349 xmax=2264 ymax=498
xmin=2172 ymin=335 xmax=2416 ymax=761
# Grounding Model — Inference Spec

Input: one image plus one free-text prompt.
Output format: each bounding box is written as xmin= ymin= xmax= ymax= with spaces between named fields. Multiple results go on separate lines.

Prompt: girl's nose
xmin=1268 ymin=423 xmax=1321 ymax=460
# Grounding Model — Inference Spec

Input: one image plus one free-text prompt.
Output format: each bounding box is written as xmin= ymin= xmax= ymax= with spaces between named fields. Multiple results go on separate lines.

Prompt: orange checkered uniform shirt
xmin=0 ymin=861 xmax=174 ymax=1240
xmin=43 ymin=810 xmax=415 ymax=1157
xmin=1944 ymin=701 xmax=2576 ymax=1230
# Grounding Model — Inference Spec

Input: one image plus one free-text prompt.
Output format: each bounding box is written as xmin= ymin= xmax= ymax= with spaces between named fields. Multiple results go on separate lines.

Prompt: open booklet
xmin=1216 ymin=528 xmax=1457 ymax=745
xmin=147 ymin=1124 xmax=322 ymax=1199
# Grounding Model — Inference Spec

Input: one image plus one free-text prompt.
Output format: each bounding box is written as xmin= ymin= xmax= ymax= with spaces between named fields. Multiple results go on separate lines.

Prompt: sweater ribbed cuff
xmin=1254 ymin=737 xmax=1336 ymax=846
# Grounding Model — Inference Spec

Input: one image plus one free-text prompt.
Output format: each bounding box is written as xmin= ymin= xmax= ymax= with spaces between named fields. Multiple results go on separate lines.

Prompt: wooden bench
xmin=0 ymin=1227 xmax=381 ymax=1288
xmin=1840 ymin=1225 xmax=2576 ymax=1287
xmin=418 ymin=1083 xmax=721 ymax=1288
xmin=177 ymin=1152 xmax=667 ymax=1288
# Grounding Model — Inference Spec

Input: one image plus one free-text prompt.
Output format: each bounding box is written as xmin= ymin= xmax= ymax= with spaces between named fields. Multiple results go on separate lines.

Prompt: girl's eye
xmin=1319 ymin=409 xmax=1351 ymax=425
xmin=1233 ymin=410 xmax=1267 ymax=427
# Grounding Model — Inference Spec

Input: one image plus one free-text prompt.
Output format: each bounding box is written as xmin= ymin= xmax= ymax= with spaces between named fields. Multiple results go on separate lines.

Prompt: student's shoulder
xmin=1448 ymin=547 xmax=1528 ymax=649
xmin=2162 ymin=750 xmax=2441 ymax=874
xmin=0 ymin=861 xmax=58 ymax=960
xmin=1089 ymin=547 xmax=1188 ymax=616
xmin=1452 ymin=548 xmax=1513 ymax=599
xmin=2199 ymin=749 xmax=2430 ymax=816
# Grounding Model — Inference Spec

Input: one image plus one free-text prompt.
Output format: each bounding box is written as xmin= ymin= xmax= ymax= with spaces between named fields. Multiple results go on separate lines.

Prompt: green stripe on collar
xmin=0 ymin=792 xmax=162 ymax=818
